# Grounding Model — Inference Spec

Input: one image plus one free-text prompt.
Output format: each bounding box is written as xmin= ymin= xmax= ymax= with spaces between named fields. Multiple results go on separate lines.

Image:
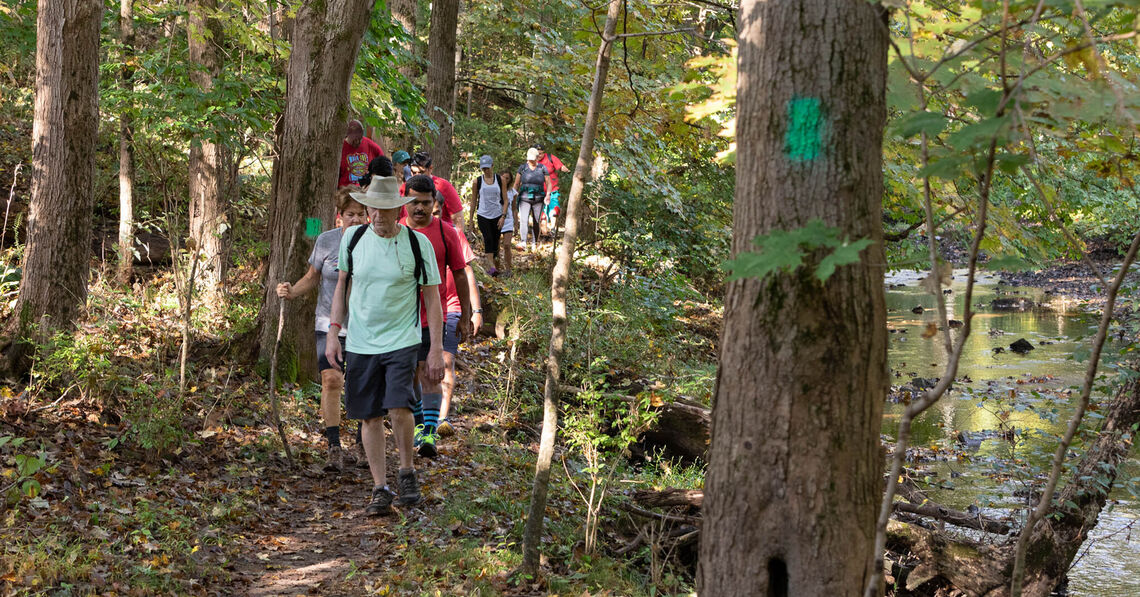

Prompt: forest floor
xmin=0 ymin=245 xmax=713 ymax=596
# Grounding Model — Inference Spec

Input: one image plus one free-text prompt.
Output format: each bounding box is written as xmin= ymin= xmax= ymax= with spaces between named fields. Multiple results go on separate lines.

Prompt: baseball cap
xmin=392 ymin=150 xmax=412 ymax=164
xmin=479 ymin=155 xmax=493 ymax=169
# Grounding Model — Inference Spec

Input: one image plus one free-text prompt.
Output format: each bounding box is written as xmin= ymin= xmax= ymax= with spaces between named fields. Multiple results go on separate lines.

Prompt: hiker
xmin=339 ymin=120 xmax=384 ymax=186
xmin=275 ymin=187 xmax=368 ymax=472
xmin=326 ymin=176 xmax=445 ymax=516
xmin=534 ymin=144 xmax=569 ymax=232
xmin=514 ymin=147 xmax=551 ymax=251
xmin=392 ymin=150 xmax=413 ymax=183
xmin=401 ymin=152 xmax=465 ymax=233
xmin=358 ymin=155 xmax=394 ymax=189
xmin=468 ymin=155 xmax=510 ymax=276
xmin=499 ymin=170 xmax=518 ymax=275
xmin=400 ymin=174 xmax=473 ymax=455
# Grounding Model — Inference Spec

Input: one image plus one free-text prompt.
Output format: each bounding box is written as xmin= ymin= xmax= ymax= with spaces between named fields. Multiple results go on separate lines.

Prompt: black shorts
xmin=314 ymin=331 xmax=345 ymax=372
xmin=418 ymin=312 xmax=461 ymax=361
xmin=477 ymin=215 xmax=502 ymax=255
xmin=343 ymin=346 xmax=419 ymax=420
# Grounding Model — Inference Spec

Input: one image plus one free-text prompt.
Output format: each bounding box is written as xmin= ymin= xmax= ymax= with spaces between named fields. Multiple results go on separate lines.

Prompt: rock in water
xmin=1009 ymin=338 xmax=1034 ymax=354
xmin=991 ymin=297 xmax=1035 ymax=311
xmin=911 ymin=305 xmax=925 ymax=314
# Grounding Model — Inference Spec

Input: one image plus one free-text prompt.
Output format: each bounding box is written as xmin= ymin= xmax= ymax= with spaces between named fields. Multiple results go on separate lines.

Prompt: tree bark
xmin=519 ymin=0 xmax=622 ymax=575
xmin=256 ymin=0 xmax=376 ymax=382
xmin=697 ymin=1 xmax=889 ymax=595
xmin=188 ymin=0 xmax=233 ymax=298
xmin=390 ymin=0 xmax=417 ymax=79
xmin=425 ymin=0 xmax=459 ymax=179
xmin=3 ymin=0 xmax=103 ymax=374
xmin=117 ymin=0 xmax=135 ymax=285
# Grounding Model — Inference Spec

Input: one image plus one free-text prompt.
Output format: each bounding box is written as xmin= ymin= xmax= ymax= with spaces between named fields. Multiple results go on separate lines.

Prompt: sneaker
xmin=396 ymin=469 xmax=421 ymax=506
xmin=323 ymin=445 xmax=344 ymax=472
xmin=365 ymin=485 xmax=395 ymax=516
xmin=413 ymin=424 xmax=426 ymax=449
xmin=437 ymin=419 xmax=455 ymax=438
xmin=488 ymin=267 xmax=499 ymax=277
xmin=417 ymin=428 xmax=439 ymax=458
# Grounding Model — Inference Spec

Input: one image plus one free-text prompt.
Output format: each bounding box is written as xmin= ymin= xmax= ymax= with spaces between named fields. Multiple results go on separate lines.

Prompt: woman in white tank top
xmin=469 ymin=155 xmax=509 ymax=275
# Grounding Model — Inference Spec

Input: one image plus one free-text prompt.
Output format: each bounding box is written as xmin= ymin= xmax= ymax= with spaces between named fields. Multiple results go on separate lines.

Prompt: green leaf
xmin=965 ymin=88 xmax=1003 ymax=117
xmin=917 ymin=155 xmax=968 ymax=180
xmin=816 ymin=239 xmax=874 ymax=281
xmin=946 ymin=116 xmax=1009 ymax=151
xmin=894 ymin=111 xmax=949 ymax=138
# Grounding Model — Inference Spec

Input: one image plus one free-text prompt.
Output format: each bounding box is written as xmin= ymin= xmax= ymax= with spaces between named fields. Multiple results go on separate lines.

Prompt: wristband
xmin=472 ymin=309 xmax=482 ymax=313
xmin=329 ymin=322 xmax=342 ymax=331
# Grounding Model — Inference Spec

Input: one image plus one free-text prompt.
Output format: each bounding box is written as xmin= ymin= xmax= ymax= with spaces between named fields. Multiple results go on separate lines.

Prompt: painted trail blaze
xmin=304 ymin=217 xmax=322 ymax=239
xmin=785 ymin=97 xmax=823 ymax=162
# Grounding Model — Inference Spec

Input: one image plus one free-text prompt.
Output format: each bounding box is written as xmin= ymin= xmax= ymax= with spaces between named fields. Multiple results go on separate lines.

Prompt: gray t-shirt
xmin=309 ymin=227 xmax=347 ymax=335
xmin=516 ymin=163 xmax=549 ymax=201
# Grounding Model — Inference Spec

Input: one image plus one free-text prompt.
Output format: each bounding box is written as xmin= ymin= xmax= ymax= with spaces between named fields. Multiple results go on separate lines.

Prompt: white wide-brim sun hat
xmin=349 ymin=176 xmax=409 ymax=210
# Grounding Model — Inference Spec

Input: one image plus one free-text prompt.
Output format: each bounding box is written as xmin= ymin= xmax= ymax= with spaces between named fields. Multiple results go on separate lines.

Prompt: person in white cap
xmin=513 ymin=147 xmax=551 ymax=251
xmin=469 ymin=154 xmax=510 ymax=275
xmin=326 ymin=176 xmax=445 ymax=516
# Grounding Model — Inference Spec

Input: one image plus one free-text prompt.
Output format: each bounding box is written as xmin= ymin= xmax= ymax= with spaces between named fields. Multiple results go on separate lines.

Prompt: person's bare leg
xmin=360 ymin=416 xmax=387 ymax=487
xmin=502 ymin=233 xmax=513 ymax=273
xmin=439 ymin=352 xmax=457 ymax=421
xmin=389 ymin=408 xmax=416 ymax=470
xmin=320 ymin=370 xmax=343 ymax=428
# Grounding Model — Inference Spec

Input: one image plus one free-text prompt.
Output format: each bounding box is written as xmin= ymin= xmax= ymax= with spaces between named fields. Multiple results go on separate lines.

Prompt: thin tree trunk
xmin=697 ymin=1 xmax=889 ymax=595
xmin=188 ymin=0 xmax=232 ymax=298
xmin=519 ymin=0 xmax=622 ymax=575
xmin=117 ymin=0 xmax=135 ymax=285
xmin=256 ymin=0 xmax=376 ymax=382
xmin=390 ymin=0 xmax=416 ymax=80
xmin=426 ymin=0 xmax=459 ymax=179
xmin=2 ymin=0 xmax=103 ymax=375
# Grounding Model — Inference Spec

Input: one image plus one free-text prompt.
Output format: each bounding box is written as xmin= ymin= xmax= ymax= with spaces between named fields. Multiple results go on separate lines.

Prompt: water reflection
xmin=883 ymin=269 xmax=1138 ymax=596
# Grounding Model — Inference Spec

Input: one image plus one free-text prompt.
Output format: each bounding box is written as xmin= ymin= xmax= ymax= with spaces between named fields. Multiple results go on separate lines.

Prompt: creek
xmin=883 ymin=269 xmax=1140 ymax=596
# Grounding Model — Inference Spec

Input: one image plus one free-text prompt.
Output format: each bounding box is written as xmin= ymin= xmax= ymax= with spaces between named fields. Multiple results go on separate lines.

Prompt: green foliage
xmin=29 ymin=329 xmax=116 ymax=403
xmin=724 ymin=219 xmax=873 ymax=283
xmin=0 ymin=434 xmax=53 ymax=507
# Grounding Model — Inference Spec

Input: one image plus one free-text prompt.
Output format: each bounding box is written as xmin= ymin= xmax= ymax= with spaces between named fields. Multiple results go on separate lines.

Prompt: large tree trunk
xmin=117 ymin=0 xmax=135 ymax=285
xmin=519 ymin=0 xmax=622 ymax=575
xmin=188 ymin=0 xmax=233 ymax=297
xmin=3 ymin=0 xmax=103 ymax=374
xmin=425 ymin=0 xmax=459 ymax=179
xmin=390 ymin=0 xmax=416 ymax=80
xmin=697 ymin=1 xmax=889 ymax=595
xmin=256 ymin=0 xmax=376 ymax=382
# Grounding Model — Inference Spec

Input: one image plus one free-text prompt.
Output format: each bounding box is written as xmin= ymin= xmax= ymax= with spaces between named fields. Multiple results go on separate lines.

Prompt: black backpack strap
xmin=439 ymin=218 xmax=450 ymax=273
xmin=345 ymin=224 xmax=368 ymax=278
xmin=406 ymin=225 xmax=428 ymax=328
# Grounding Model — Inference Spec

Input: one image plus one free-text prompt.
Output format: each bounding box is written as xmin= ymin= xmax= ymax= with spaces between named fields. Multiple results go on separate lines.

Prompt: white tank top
xmin=476 ymin=174 xmax=503 ymax=219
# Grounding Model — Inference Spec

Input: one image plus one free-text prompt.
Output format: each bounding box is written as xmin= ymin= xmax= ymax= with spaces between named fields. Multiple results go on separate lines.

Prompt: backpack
xmin=475 ymin=173 xmax=507 ymax=210
xmin=344 ymin=224 xmax=429 ymax=326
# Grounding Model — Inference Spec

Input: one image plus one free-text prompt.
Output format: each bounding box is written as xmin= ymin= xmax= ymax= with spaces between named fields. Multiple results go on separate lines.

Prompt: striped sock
xmin=411 ymin=381 xmax=424 ymax=427
xmin=421 ymin=392 xmax=442 ymax=433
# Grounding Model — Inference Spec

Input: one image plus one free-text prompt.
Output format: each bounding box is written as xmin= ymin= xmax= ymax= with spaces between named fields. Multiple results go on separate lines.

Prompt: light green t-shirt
xmin=338 ymin=224 xmax=441 ymax=355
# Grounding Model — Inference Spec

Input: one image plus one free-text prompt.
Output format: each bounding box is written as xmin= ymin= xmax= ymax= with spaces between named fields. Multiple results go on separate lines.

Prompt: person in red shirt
xmin=399 ymin=174 xmax=473 ymax=456
xmin=398 ymin=152 xmax=465 ymax=234
xmin=535 ymin=144 xmax=570 ymax=230
xmin=339 ymin=120 xmax=385 ymax=186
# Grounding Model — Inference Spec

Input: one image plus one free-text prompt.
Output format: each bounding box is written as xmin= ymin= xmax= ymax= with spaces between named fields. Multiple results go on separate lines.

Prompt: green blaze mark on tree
xmin=305 ymin=218 xmax=322 ymax=239
xmin=785 ymin=97 xmax=823 ymax=162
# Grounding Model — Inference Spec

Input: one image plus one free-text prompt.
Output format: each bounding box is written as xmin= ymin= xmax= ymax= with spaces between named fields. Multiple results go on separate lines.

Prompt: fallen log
xmin=560 ymin=385 xmax=711 ymax=461
xmin=892 ymin=501 xmax=1011 ymax=535
xmin=632 ymin=488 xmax=703 ymax=509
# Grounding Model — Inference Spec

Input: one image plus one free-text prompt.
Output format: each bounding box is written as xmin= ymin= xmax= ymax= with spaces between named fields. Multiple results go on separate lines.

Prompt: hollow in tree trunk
xmin=697 ymin=1 xmax=889 ymax=594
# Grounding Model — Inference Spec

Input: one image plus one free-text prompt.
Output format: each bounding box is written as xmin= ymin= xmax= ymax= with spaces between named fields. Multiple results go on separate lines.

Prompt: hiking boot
xmin=365 ymin=485 xmax=395 ymax=517
xmin=323 ymin=445 xmax=344 ymax=472
xmin=417 ymin=428 xmax=439 ymax=458
xmin=437 ymin=418 xmax=455 ymax=438
xmin=396 ymin=469 xmax=421 ymax=507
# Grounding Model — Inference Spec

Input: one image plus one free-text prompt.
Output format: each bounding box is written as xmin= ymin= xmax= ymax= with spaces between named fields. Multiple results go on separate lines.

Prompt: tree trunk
xmin=519 ymin=0 xmax=622 ymax=575
xmin=117 ymin=0 xmax=135 ymax=285
xmin=188 ymin=0 xmax=232 ymax=298
xmin=3 ymin=0 xmax=103 ymax=374
xmin=390 ymin=0 xmax=416 ymax=80
xmin=425 ymin=0 xmax=459 ymax=179
xmin=697 ymin=1 xmax=889 ymax=595
xmin=256 ymin=0 xmax=376 ymax=382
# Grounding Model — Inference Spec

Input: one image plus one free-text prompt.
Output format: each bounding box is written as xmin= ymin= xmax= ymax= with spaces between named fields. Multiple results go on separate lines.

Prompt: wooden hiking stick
xmin=268 ymin=224 xmax=298 ymax=464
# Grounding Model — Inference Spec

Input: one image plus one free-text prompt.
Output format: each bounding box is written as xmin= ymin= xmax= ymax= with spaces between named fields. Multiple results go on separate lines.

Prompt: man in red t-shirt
xmin=400 ymin=174 xmax=473 ymax=456
xmin=339 ymin=120 xmax=385 ymax=186
xmin=398 ymin=152 xmax=465 ymax=234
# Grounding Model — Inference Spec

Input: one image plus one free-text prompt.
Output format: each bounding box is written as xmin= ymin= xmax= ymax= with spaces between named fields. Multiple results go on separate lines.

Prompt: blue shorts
xmin=343 ymin=345 xmax=419 ymax=420
xmin=545 ymin=191 xmax=560 ymax=220
xmin=418 ymin=311 xmax=460 ymax=361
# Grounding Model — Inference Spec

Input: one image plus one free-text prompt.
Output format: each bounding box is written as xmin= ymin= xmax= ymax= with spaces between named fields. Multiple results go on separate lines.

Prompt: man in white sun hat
xmin=326 ymin=176 xmax=446 ymax=516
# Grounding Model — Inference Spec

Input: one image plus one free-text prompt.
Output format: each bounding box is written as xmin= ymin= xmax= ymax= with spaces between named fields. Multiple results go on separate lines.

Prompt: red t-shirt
xmin=339 ymin=138 xmax=384 ymax=186
xmin=538 ymin=154 xmax=566 ymax=193
xmin=400 ymin=216 xmax=467 ymax=322
xmin=399 ymin=175 xmax=463 ymax=224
